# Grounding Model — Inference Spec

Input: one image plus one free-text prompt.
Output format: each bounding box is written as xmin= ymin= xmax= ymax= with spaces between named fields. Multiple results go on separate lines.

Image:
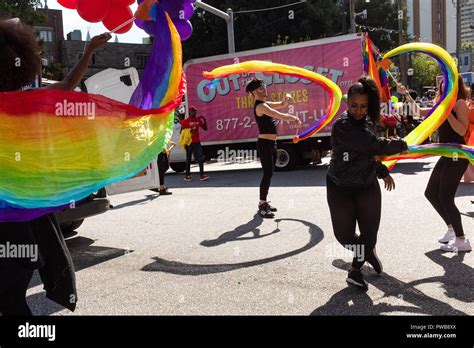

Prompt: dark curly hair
xmin=347 ymin=76 xmax=381 ymax=126
xmin=0 ymin=19 xmax=41 ymax=92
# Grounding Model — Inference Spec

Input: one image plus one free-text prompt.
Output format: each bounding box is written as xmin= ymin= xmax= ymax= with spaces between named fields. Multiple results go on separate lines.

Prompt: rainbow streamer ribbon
xmin=203 ymin=61 xmax=342 ymax=144
xmin=384 ymin=143 xmax=474 ymax=165
xmin=382 ymin=43 xmax=458 ymax=170
xmin=0 ymin=5 xmax=185 ymax=222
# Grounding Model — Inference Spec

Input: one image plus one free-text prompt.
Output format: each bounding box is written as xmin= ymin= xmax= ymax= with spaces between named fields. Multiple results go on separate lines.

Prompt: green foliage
xmin=353 ymin=0 xmax=408 ymax=52
xmin=411 ymin=53 xmax=442 ymax=91
xmin=0 ymin=0 xmax=46 ymax=26
xmin=183 ymin=0 xmax=341 ymax=60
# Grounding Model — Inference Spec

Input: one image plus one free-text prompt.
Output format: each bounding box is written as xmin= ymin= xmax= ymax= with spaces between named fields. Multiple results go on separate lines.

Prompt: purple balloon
xmin=173 ymin=19 xmax=193 ymax=41
xmin=134 ymin=18 xmax=144 ymax=29
xmin=183 ymin=3 xmax=194 ymax=20
xmin=163 ymin=0 xmax=183 ymax=19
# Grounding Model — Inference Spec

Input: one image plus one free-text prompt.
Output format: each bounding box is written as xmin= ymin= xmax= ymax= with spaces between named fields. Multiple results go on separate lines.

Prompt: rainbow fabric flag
xmin=384 ymin=143 xmax=474 ymax=164
xmin=363 ymin=35 xmax=391 ymax=103
xmin=0 ymin=4 xmax=185 ymax=222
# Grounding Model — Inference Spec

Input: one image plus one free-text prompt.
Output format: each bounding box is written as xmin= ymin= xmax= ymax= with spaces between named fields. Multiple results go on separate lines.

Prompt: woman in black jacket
xmin=327 ymin=77 xmax=408 ymax=290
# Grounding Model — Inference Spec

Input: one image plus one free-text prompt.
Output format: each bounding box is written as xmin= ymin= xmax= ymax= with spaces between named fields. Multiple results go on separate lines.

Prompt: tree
xmin=0 ymin=0 xmax=45 ymax=26
xmin=183 ymin=0 xmax=341 ymax=61
xmin=351 ymin=0 xmax=408 ymax=52
xmin=411 ymin=54 xmax=441 ymax=91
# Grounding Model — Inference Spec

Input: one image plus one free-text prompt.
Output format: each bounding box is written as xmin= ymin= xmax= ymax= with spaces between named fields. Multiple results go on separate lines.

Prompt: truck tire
xmin=170 ymin=162 xmax=186 ymax=173
xmin=275 ymin=144 xmax=297 ymax=171
xmin=60 ymin=219 xmax=84 ymax=236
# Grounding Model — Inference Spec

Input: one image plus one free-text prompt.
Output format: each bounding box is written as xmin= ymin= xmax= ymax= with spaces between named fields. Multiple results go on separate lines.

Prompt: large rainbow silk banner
xmin=0 ymin=5 xmax=184 ymax=222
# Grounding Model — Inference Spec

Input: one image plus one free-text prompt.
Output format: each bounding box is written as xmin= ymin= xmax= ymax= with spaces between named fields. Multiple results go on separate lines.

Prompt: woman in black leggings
xmin=399 ymin=79 xmax=471 ymax=252
xmin=327 ymin=77 xmax=408 ymax=290
xmin=245 ymin=79 xmax=302 ymax=218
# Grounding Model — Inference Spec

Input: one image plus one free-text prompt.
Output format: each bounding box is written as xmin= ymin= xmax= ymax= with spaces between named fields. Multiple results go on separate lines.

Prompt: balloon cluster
xmin=58 ymin=0 xmax=135 ymax=34
xmin=135 ymin=0 xmax=196 ymax=41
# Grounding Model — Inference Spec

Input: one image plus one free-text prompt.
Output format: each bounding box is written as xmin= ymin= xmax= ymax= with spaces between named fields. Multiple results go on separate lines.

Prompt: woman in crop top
xmin=399 ymin=78 xmax=471 ymax=252
xmin=245 ymin=79 xmax=302 ymax=218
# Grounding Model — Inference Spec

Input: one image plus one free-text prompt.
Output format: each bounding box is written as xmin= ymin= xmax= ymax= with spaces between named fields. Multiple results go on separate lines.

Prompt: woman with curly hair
xmin=0 ymin=18 xmax=110 ymax=315
xmin=327 ymin=77 xmax=408 ymax=290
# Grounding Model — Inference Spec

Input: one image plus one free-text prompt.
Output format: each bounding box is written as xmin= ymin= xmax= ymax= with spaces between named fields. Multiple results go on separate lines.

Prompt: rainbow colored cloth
xmin=0 ymin=5 xmax=184 ymax=222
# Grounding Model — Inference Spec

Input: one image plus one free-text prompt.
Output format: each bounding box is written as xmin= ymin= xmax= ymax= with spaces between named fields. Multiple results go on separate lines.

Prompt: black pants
xmin=327 ymin=176 xmax=381 ymax=270
xmin=185 ymin=143 xmax=204 ymax=176
xmin=157 ymin=152 xmax=169 ymax=186
xmin=0 ymin=260 xmax=34 ymax=316
xmin=257 ymin=138 xmax=277 ymax=201
xmin=425 ymin=157 xmax=469 ymax=237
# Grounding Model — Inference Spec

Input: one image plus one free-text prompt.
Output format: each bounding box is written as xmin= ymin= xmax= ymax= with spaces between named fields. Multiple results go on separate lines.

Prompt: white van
xmin=84 ymin=67 xmax=171 ymax=194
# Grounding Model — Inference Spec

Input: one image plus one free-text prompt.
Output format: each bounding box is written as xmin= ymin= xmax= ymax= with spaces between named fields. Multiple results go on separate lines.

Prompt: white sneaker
xmin=440 ymin=238 xmax=472 ymax=252
xmin=438 ymin=229 xmax=456 ymax=243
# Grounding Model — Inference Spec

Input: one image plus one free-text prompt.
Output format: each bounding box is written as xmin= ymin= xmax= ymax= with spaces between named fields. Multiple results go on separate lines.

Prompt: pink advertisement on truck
xmin=184 ymin=34 xmax=364 ymax=144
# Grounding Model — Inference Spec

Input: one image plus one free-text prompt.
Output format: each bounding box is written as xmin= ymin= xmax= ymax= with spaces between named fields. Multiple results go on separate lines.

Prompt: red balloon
xmin=58 ymin=0 xmax=77 ymax=9
xmin=77 ymin=0 xmax=111 ymax=23
xmin=102 ymin=6 xmax=134 ymax=34
xmin=116 ymin=0 xmax=135 ymax=5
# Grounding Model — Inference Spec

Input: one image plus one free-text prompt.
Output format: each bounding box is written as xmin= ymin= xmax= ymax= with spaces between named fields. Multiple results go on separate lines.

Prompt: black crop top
xmin=253 ymin=100 xmax=277 ymax=135
xmin=439 ymin=110 xmax=465 ymax=144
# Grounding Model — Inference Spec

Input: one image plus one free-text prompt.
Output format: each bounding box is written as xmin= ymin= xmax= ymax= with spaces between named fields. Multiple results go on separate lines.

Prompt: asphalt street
xmin=27 ymin=157 xmax=474 ymax=316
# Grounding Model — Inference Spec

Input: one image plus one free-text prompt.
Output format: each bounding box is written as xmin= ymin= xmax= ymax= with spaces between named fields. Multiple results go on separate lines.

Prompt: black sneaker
xmin=267 ymin=202 xmax=277 ymax=212
xmin=159 ymin=188 xmax=172 ymax=195
xmin=258 ymin=203 xmax=274 ymax=219
xmin=366 ymin=248 xmax=383 ymax=274
xmin=346 ymin=269 xmax=368 ymax=290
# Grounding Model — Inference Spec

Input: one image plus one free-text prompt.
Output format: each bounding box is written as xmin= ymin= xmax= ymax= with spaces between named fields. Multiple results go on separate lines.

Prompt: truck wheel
xmin=275 ymin=144 xmax=297 ymax=171
xmin=60 ymin=219 xmax=84 ymax=237
xmin=170 ymin=162 xmax=186 ymax=173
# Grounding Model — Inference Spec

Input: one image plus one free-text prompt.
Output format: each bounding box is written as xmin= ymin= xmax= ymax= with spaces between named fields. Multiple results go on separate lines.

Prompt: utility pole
xmin=398 ymin=0 xmax=407 ymax=85
xmin=453 ymin=0 xmax=466 ymax=69
xmin=349 ymin=0 xmax=356 ymax=33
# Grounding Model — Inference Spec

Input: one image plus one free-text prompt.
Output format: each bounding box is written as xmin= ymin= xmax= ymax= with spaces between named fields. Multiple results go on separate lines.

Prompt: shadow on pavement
xmin=389 ymin=161 xmax=433 ymax=175
xmin=27 ymin=236 xmax=133 ymax=315
xmin=142 ymin=218 xmax=324 ymax=275
xmin=200 ymin=213 xmax=280 ymax=247
xmin=111 ymin=194 xmax=160 ymax=210
xmin=310 ymin=258 xmax=467 ymax=316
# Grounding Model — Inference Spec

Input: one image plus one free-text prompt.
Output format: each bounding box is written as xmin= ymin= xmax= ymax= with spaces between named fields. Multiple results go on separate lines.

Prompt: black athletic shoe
xmin=366 ymin=248 xmax=383 ymax=274
xmin=159 ymin=188 xmax=172 ymax=195
xmin=346 ymin=269 xmax=368 ymax=290
xmin=267 ymin=202 xmax=277 ymax=212
xmin=258 ymin=203 xmax=275 ymax=219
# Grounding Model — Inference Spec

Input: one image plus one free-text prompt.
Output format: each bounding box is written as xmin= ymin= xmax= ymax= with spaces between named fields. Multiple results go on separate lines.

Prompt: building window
xmin=38 ymin=30 xmax=53 ymax=42
xmin=135 ymin=54 xmax=149 ymax=68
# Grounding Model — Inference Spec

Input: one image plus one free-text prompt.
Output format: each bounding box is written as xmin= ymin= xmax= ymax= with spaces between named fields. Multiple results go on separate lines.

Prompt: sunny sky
xmin=44 ymin=0 xmax=148 ymax=43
